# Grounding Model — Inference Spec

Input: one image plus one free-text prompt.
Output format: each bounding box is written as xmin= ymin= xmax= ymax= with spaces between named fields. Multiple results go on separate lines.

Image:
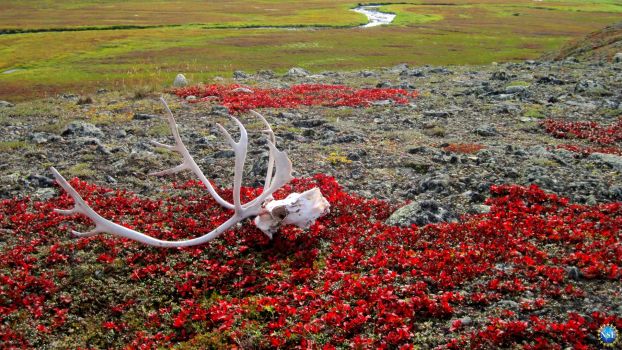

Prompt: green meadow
xmin=0 ymin=0 xmax=620 ymax=100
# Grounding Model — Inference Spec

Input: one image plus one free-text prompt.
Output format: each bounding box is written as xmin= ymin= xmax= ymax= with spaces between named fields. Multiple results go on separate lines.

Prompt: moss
xmin=523 ymin=105 xmax=546 ymax=119
xmin=422 ymin=125 xmax=447 ymax=138
xmin=326 ymin=151 xmax=352 ymax=166
xmin=65 ymin=162 xmax=97 ymax=178
xmin=147 ymin=123 xmax=172 ymax=137
xmin=0 ymin=140 xmax=31 ymax=152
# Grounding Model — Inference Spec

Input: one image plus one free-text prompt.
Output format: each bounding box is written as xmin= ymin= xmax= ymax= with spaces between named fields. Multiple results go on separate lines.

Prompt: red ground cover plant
xmin=1 ymin=176 xmax=621 ymax=348
xmin=173 ymin=84 xmax=417 ymax=112
xmin=442 ymin=143 xmax=485 ymax=154
xmin=542 ymin=117 xmax=622 ymax=156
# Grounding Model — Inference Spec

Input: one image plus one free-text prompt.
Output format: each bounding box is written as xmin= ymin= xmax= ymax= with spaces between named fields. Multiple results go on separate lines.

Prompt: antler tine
xmin=50 ymin=167 xmax=106 ymax=237
xmin=242 ymin=140 xmax=293 ymax=209
xmin=249 ymin=110 xmax=276 ymax=192
xmin=151 ymin=98 xmax=234 ymax=210
xmin=215 ymin=116 xmax=248 ymax=213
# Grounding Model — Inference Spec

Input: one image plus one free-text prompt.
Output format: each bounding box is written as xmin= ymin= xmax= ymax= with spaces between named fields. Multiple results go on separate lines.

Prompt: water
xmin=351 ymin=5 xmax=396 ymax=28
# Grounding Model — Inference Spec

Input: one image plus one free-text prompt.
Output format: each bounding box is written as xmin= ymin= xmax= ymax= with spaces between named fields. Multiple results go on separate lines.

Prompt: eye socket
xmin=272 ymin=206 xmax=289 ymax=221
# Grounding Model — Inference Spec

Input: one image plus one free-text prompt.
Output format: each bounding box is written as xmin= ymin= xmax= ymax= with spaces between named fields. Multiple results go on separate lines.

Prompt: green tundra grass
xmin=0 ymin=0 xmax=620 ymax=100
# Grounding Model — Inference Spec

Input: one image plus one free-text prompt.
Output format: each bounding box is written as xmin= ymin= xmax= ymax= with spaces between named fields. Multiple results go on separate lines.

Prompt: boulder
xmin=173 ymin=73 xmax=188 ymax=87
xmin=61 ymin=121 xmax=104 ymax=138
xmin=386 ymin=200 xmax=457 ymax=227
xmin=285 ymin=67 xmax=309 ymax=78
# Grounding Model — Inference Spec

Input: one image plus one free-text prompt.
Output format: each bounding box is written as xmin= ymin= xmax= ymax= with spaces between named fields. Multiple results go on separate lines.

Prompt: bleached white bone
xmin=51 ymin=98 xmax=329 ymax=248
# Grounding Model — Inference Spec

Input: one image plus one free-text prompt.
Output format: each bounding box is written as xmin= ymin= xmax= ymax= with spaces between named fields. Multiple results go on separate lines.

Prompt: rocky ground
xmin=1 ymin=58 xmax=621 ymax=225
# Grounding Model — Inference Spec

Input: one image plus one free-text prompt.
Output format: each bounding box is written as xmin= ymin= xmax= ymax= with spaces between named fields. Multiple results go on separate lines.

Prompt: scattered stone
xmin=474 ymin=124 xmax=499 ymax=137
xmin=233 ymin=70 xmax=249 ymax=79
xmin=285 ymin=67 xmax=309 ymax=78
xmin=505 ymin=85 xmax=528 ymax=94
xmin=424 ymin=110 xmax=451 ymax=118
xmin=61 ymin=121 xmax=104 ymax=138
xmin=133 ymin=113 xmax=158 ymax=120
xmin=27 ymin=174 xmax=55 ymax=188
xmin=231 ymin=87 xmax=254 ymax=94
xmin=359 ymin=70 xmax=375 ymax=77
xmin=213 ymin=150 xmax=235 ymax=158
xmin=211 ymin=105 xmax=229 ymax=116
xmin=613 ymin=53 xmax=622 ymax=63
xmin=400 ymin=69 xmax=424 ymax=77
xmin=28 ymin=132 xmax=60 ymax=144
xmin=567 ymin=266 xmax=581 ymax=280
xmin=173 ymin=73 xmax=188 ymax=87
xmin=491 ymin=71 xmax=509 ymax=80
xmin=0 ymin=100 xmax=14 ymax=108
xmin=386 ymin=199 xmax=457 ymax=227
xmin=293 ymin=119 xmax=326 ymax=128
xmin=588 ymin=153 xmax=622 ymax=171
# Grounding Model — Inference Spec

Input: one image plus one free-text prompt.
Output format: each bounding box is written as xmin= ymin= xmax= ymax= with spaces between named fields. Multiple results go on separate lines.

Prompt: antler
xmin=52 ymin=98 xmax=329 ymax=248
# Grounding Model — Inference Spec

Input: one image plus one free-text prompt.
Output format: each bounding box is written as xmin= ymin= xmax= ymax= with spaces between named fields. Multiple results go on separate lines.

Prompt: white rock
xmin=185 ymin=95 xmax=197 ymax=102
xmin=614 ymin=53 xmax=622 ymax=63
xmin=231 ymin=87 xmax=254 ymax=94
xmin=173 ymin=73 xmax=188 ymax=87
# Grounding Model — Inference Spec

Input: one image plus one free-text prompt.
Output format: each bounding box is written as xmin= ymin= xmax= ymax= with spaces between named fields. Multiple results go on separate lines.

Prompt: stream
xmin=351 ymin=5 xmax=396 ymax=27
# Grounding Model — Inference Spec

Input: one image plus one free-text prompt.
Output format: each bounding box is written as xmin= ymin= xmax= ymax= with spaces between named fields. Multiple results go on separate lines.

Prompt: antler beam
xmin=52 ymin=98 xmax=329 ymax=248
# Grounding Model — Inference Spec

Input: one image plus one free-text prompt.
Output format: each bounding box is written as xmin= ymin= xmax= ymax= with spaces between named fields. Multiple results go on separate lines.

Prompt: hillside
xmin=543 ymin=21 xmax=622 ymax=61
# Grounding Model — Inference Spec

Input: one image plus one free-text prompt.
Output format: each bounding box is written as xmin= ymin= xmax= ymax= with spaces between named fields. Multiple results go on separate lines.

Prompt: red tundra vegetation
xmin=173 ymin=84 xmax=417 ymax=112
xmin=1 ymin=174 xmax=620 ymax=348
xmin=542 ymin=117 xmax=622 ymax=156
xmin=442 ymin=143 xmax=485 ymax=154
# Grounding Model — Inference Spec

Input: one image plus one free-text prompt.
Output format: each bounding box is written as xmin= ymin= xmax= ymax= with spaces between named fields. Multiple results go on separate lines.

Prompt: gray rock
xmin=185 ymin=95 xmax=197 ymax=102
xmin=233 ymin=70 xmax=249 ymax=79
xmin=133 ymin=113 xmax=158 ymax=120
xmin=211 ymin=105 xmax=229 ymax=116
xmin=293 ymin=119 xmax=326 ymax=128
xmin=429 ymin=67 xmax=452 ymax=74
xmin=285 ymin=67 xmax=309 ymax=78
xmin=614 ymin=53 xmax=622 ymax=63
xmin=474 ymin=124 xmax=498 ymax=137
xmin=213 ymin=150 xmax=235 ymax=158
xmin=491 ymin=71 xmax=509 ymax=80
xmin=257 ymin=70 xmax=275 ymax=79
xmin=574 ymin=80 xmax=605 ymax=93
xmin=359 ymin=70 xmax=375 ymax=77
xmin=470 ymin=205 xmax=491 ymax=214
xmin=386 ymin=199 xmax=457 ymax=227
xmin=390 ymin=63 xmax=409 ymax=73
xmin=588 ymin=153 xmax=622 ymax=171
xmin=28 ymin=132 xmax=61 ymax=144
xmin=418 ymin=173 xmax=451 ymax=194
xmin=505 ymin=85 xmax=528 ymax=94
xmin=399 ymin=69 xmax=424 ymax=77
xmin=566 ymin=266 xmax=581 ymax=280
xmin=494 ymin=103 xmax=521 ymax=114
xmin=61 ymin=121 xmax=104 ymax=138
xmin=458 ymin=316 xmax=472 ymax=326
xmin=113 ymin=129 xmax=127 ymax=138
xmin=27 ymin=174 xmax=55 ymax=187
xmin=0 ymin=100 xmax=14 ymax=108
xmin=173 ymin=73 xmax=188 ymax=87
xmin=496 ymin=300 xmax=520 ymax=310
xmin=424 ymin=110 xmax=450 ymax=118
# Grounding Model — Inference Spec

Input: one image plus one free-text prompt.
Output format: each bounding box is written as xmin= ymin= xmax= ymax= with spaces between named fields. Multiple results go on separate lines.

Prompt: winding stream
xmin=352 ymin=5 xmax=396 ymax=28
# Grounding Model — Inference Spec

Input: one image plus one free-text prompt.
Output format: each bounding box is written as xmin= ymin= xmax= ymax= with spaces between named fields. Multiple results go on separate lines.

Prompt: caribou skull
xmin=51 ymin=98 xmax=329 ymax=248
